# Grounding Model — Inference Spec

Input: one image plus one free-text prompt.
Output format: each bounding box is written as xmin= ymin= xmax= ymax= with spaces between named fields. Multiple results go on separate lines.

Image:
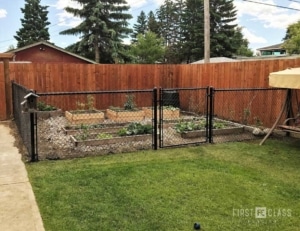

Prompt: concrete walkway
xmin=0 ymin=122 xmax=45 ymax=231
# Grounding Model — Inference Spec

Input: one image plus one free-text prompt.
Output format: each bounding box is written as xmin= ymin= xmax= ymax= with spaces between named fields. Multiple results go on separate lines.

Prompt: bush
xmin=118 ymin=122 xmax=152 ymax=136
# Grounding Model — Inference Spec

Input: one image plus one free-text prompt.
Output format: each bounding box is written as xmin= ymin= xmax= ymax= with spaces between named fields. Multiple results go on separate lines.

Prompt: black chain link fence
xmin=212 ymin=88 xmax=287 ymax=143
xmin=35 ymin=90 xmax=155 ymax=160
xmin=159 ymin=88 xmax=209 ymax=148
xmin=12 ymin=82 xmax=35 ymax=160
xmin=12 ymin=83 xmax=292 ymax=160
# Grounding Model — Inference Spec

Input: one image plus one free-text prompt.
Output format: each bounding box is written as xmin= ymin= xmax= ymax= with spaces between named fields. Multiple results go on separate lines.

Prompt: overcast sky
xmin=1 ymin=0 xmax=300 ymax=52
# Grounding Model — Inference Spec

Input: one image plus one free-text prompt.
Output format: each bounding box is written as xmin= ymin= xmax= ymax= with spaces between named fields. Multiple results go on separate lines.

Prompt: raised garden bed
xmin=143 ymin=107 xmax=180 ymax=120
xmin=71 ymin=133 xmax=152 ymax=147
xmin=106 ymin=108 xmax=145 ymax=122
xmin=63 ymin=123 xmax=126 ymax=135
xmin=65 ymin=110 xmax=105 ymax=125
xmin=181 ymin=126 xmax=244 ymax=138
xmin=37 ymin=109 xmax=63 ymax=119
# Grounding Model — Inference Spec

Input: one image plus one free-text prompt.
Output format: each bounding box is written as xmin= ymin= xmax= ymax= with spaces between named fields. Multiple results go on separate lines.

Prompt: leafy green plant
xmin=75 ymin=95 xmax=95 ymax=111
xmin=254 ymin=116 xmax=263 ymax=127
xmin=118 ymin=122 xmax=152 ymax=136
xmin=124 ymin=94 xmax=136 ymax=110
xmin=213 ymin=121 xmax=226 ymax=129
xmin=243 ymin=108 xmax=251 ymax=124
xmin=97 ymin=133 xmax=113 ymax=139
xmin=37 ymin=101 xmax=56 ymax=111
xmin=174 ymin=119 xmax=206 ymax=133
xmin=75 ymin=124 xmax=90 ymax=141
xmin=161 ymin=105 xmax=179 ymax=111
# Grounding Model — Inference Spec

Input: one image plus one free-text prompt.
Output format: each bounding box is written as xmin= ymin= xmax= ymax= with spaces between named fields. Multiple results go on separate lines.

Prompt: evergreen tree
xmin=209 ymin=0 xmax=238 ymax=58
xmin=180 ymin=0 xmax=248 ymax=62
xmin=147 ymin=11 xmax=160 ymax=35
xmin=60 ymin=0 xmax=132 ymax=63
xmin=180 ymin=0 xmax=204 ymax=63
xmin=233 ymin=27 xmax=253 ymax=57
xmin=132 ymin=11 xmax=147 ymax=43
xmin=14 ymin=0 xmax=50 ymax=48
xmin=157 ymin=0 xmax=185 ymax=63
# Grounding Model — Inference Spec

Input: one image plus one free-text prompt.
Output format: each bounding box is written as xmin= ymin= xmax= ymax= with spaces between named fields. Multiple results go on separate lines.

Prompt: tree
xmin=179 ymin=0 xmax=250 ymax=63
xmin=156 ymin=0 xmax=185 ymax=63
xmin=209 ymin=0 xmax=238 ymax=58
xmin=14 ymin=0 xmax=50 ymax=48
xmin=130 ymin=32 xmax=165 ymax=64
xmin=233 ymin=27 xmax=253 ymax=57
xmin=283 ymin=21 xmax=300 ymax=54
xmin=6 ymin=45 xmax=15 ymax=52
xmin=147 ymin=11 xmax=160 ymax=35
xmin=132 ymin=11 xmax=147 ymax=43
xmin=180 ymin=0 xmax=204 ymax=63
xmin=60 ymin=0 xmax=132 ymax=63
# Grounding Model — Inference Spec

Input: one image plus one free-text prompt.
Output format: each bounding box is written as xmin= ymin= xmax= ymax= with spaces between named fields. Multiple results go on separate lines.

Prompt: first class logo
xmin=232 ymin=207 xmax=292 ymax=218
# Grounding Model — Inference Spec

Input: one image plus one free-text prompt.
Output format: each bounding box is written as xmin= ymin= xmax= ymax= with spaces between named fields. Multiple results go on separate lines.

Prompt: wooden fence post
xmin=0 ymin=53 xmax=14 ymax=120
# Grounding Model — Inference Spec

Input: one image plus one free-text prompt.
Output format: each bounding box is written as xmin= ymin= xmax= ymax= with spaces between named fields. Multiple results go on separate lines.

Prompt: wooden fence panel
xmin=1 ymin=57 xmax=300 ymax=121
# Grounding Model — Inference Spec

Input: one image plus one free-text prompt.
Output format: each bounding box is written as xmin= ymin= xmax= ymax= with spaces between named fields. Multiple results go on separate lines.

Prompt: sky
xmin=1 ymin=0 xmax=300 ymax=53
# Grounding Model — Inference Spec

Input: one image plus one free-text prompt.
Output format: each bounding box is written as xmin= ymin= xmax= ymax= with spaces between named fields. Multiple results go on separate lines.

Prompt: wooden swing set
xmin=260 ymin=68 xmax=300 ymax=145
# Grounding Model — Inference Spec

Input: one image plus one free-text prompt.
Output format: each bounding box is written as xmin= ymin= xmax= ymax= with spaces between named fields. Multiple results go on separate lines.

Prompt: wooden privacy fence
xmin=1 ymin=57 xmax=300 ymax=121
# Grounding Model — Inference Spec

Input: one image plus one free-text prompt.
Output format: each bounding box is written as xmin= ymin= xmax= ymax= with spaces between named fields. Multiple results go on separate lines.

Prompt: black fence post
xmin=25 ymin=91 xmax=39 ymax=162
xmin=30 ymin=112 xmax=37 ymax=161
xmin=153 ymin=87 xmax=158 ymax=150
xmin=208 ymin=87 xmax=214 ymax=143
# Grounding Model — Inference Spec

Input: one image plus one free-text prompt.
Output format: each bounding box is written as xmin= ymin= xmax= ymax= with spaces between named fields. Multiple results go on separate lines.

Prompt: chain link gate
xmin=158 ymin=87 xmax=211 ymax=148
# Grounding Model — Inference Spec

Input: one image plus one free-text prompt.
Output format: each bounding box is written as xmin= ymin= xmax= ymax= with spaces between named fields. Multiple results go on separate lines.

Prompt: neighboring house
xmin=7 ymin=41 xmax=96 ymax=64
xmin=257 ymin=43 xmax=286 ymax=56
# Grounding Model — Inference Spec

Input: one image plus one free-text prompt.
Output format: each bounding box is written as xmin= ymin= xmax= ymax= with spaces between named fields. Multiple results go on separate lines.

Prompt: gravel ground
xmin=36 ymin=115 xmax=257 ymax=160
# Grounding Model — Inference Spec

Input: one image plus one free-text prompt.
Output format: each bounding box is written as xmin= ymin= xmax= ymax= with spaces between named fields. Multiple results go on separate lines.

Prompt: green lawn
xmin=26 ymin=138 xmax=300 ymax=231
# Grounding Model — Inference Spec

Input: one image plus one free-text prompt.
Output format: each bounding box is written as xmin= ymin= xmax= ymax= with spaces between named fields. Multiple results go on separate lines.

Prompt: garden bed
xmin=181 ymin=126 xmax=244 ymax=138
xmin=65 ymin=110 xmax=105 ymax=125
xmin=37 ymin=109 xmax=63 ymax=119
xmin=71 ymin=133 xmax=152 ymax=147
xmin=106 ymin=108 xmax=145 ymax=122
xmin=63 ymin=123 xmax=127 ymax=135
xmin=143 ymin=107 xmax=180 ymax=120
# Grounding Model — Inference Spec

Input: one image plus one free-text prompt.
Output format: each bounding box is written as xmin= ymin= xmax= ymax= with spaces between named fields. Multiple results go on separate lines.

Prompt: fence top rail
xmin=12 ymin=81 xmax=32 ymax=92
xmin=213 ymin=87 xmax=287 ymax=92
xmin=37 ymin=89 xmax=154 ymax=96
xmin=162 ymin=87 xmax=208 ymax=91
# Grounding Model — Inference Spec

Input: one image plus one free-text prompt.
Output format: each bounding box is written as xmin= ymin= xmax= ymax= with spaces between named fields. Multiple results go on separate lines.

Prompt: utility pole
xmin=204 ymin=0 xmax=210 ymax=63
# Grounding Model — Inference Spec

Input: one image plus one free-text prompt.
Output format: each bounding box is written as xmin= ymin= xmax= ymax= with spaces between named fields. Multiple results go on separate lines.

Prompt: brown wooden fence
xmin=1 ymin=58 xmax=300 ymax=121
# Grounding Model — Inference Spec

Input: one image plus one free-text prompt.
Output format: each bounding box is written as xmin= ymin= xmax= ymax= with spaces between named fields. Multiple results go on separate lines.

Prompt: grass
xmin=26 ymin=138 xmax=300 ymax=231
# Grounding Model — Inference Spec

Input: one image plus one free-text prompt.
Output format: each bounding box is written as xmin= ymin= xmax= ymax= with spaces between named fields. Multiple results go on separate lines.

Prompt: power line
xmin=289 ymin=0 xmax=300 ymax=3
xmin=242 ymin=0 xmax=300 ymax=11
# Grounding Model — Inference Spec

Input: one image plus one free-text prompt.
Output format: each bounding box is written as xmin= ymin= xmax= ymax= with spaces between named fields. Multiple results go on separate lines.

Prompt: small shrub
xmin=124 ymin=94 xmax=136 ymax=111
xmin=213 ymin=121 xmax=225 ymax=129
xmin=118 ymin=122 xmax=152 ymax=136
xmin=174 ymin=120 xmax=206 ymax=133
xmin=37 ymin=101 xmax=56 ymax=111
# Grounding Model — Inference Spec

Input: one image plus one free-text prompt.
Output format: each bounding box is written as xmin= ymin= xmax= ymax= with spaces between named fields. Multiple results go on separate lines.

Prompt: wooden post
xmin=0 ymin=53 xmax=14 ymax=120
xmin=204 ymin=0 xmax=210 ymax=63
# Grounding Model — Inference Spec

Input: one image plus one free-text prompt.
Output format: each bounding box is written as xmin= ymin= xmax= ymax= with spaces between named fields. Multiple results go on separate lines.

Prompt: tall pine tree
xmin=132 ymin=11 xmax=147 ymax=43
xmin=60 ymin=0 xmax=132 ymax=63
xmin=209 ymin=0 xmax=238 ymax=57
xmin=181 ymin=0 xmax=204 ymax=63
xmin=14 ymin=0 xmax=50 ymax=48
xmin=147 ymin=11 xmax=160 ymax=35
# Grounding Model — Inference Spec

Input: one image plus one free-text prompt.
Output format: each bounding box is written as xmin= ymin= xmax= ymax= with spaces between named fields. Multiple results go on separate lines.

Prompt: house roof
xmin=191 ymin=57 xmax=239 ymax=64
xmin=8 ymin=41 xmax=97 ymax=64
xmin=257 ymin=43 xmax=284 ymax=51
